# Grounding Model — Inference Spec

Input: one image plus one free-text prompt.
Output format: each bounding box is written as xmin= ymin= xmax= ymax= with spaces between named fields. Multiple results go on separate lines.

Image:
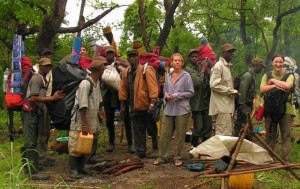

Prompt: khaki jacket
xmin=209 ymin=57 xmax=237 ymax=115
xmin=119 ymin=64 xmax=158 ymax=110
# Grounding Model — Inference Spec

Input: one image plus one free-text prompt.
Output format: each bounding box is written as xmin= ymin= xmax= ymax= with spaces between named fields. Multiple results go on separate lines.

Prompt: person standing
xmin=119 ymin=50 xmax=158 ymax=159
xmin=68 ymin=58 xmax=106 ymax=179
xmin=209 ymin=44 xmax=240 ymax=136
xmin=185 ymin=49 xmax=212 ymax=149
xmin=233 ymin=58 xmax=266 ymax=139
xmin=32 ymin=48 xmax=56 ymax=167
xmin=21 ymin=57 xmax=65 ymax=180
xmin=260 ymin=55 xmax=295 ymax=162
xmin=103 ymin=45 xmax=135 ymax=154
xmin=153 ymin=53 xmax=194 ymax=166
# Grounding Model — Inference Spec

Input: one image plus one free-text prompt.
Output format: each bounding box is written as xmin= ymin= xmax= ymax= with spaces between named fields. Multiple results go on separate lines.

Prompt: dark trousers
xmin=191 ymin=109 xmax=212 ymax=138
xmin=132 ymin=111 xmax=151 ymax=156
xmin=22 ymin=110 xmax=40 ymax=150
xmin=104 ymin=101 xmax=132 ymax=145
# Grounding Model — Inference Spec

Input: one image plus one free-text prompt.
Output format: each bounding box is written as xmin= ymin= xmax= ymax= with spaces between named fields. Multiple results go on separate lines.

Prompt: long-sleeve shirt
xmin=209 ymin=57 xmax=237 ymax=115
xmin=163 ymin=70 xmax=194 ymax=116
xmin=237 ymin=70 xmax=256 ymax=115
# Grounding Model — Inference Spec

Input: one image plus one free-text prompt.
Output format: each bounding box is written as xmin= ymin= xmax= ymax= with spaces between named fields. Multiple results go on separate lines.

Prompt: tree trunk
xmin=36 ymin=0 xmax=68 ymax=52
xmin=155 ymin=0 xmax=181 ymax=51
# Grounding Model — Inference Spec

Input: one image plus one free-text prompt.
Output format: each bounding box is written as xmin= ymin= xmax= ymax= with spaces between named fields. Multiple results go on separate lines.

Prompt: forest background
xmin=0 ymin=0 xmax=300 ymax=106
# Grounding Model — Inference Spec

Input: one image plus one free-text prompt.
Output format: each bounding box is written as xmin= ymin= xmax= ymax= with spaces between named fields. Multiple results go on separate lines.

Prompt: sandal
xmin=153 ymin=158 xmax=167 ymax=165
xmin=175 ymin=160 xmax=183 ymax=167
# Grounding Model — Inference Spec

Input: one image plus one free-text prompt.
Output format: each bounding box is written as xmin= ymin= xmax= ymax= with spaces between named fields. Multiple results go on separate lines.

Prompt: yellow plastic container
xmin=229 ymin=173 xmax=254 ymax=189
xmin=76 ymin=132 xmax=93 ymax=154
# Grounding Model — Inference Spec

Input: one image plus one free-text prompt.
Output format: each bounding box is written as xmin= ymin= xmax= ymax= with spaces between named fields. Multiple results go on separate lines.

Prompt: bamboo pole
xmin=203 ymin=163 xmax=300 ymax=178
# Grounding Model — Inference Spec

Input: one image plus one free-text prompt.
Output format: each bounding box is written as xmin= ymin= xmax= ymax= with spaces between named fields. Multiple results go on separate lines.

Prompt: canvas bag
xmin=102 ymin=62 xmax=121 ymax=91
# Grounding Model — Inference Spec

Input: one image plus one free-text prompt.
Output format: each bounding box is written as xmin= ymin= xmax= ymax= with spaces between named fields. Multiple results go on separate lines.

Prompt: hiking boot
xmin=128 ymin=145 xmax=136 ymax=154
xmin=25 ymin=149 xmax=50 ymax=180
xmin=105 ymin=144 xmax=115 ymax=152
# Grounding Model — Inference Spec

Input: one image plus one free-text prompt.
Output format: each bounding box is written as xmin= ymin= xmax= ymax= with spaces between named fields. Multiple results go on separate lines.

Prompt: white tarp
xmin=189 ymin=135 xmax=273 ymax=165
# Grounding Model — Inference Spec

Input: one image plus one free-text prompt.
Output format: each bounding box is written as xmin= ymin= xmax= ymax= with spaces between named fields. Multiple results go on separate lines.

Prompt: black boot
xmin=78 ymin=155 xmax=89 ymax=175
xmin=69 ymin=156 xmax=82 ymax=179
xmin=191 ymin=136 xmax=199 ymax=148
xmin=25 ymin=149 xmax=49 ymax=180
xmin=86 ymin=138 xmax=99 ymax=164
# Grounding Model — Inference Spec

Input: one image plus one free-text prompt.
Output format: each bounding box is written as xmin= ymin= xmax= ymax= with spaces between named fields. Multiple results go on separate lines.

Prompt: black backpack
xmin=264 ymin=71 xmax=291 ymax=122
xmin=48 ymin=62 xmax=93 ymax=130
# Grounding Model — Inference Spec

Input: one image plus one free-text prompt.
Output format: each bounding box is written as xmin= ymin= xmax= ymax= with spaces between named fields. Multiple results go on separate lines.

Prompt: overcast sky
xmin=64 ymin=0 xmax=135 ymax=43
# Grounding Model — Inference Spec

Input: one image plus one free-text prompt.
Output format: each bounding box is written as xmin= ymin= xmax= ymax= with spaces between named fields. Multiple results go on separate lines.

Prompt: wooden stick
xmin=203 ymin=163 xmax=300 ymax=178
xmin=188 ymin=180 xmax=214 ymax=189
xmin=252 ymin=132 xmax=300 ymax=181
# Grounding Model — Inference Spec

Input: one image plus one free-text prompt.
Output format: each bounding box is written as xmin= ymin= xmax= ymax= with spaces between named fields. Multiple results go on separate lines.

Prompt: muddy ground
xmin=32 ymin=117 xmax=215 ymax=189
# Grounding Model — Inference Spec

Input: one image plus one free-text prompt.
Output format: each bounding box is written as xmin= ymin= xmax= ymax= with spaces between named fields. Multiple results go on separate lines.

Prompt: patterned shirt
xmin=70 ymin=76 xmax=103 ymax=133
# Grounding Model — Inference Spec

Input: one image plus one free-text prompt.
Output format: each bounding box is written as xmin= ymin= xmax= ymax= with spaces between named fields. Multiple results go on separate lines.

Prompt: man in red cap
xmin=209 ymin=43 xmax=240 ymax=136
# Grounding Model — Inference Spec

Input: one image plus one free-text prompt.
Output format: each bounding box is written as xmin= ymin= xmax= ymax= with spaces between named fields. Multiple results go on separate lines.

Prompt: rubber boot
xmin=191 ymin=136 xmax=199 ymax=148
xmin=69 ymin=156 xmax=82 ymax=179
xmin=78 ymin=155 xmax=89 ymax=175
xmin=26 ymin=149 xmax=49 ymax=180
xmin=86 ymin=137 xmax=99 ymax=164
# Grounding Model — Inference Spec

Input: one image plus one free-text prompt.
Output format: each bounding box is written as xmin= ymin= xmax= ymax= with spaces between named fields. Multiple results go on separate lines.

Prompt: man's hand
xmin=120 ymin=101 xmax=126 ymax=116
xmin=233 ymin=92 xmax=241 ymax=98
xmin=52 ymin=90 xmax=65 ymax=101
xmin=148 ymin=102 xmax=155 ymax=114
xmin=81 ymin=125 xmax=88 ymax=135
xmin=98 ymin=110 xmax=106 ymax=123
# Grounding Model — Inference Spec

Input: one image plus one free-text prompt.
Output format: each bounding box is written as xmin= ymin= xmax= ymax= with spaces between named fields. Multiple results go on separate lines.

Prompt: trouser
xmin=146 ymin=114 xmax=158 ymax=150
xmin=191 ymin=109 xmax=212 ymax=138
xmin=159 ymin=113 xmax=189 ymax=160
xmin=22 ymin=110 xmax=40 ymax=150
xmin=233 ymin=110 xmax=253 ymax=140
xmin=132 ymin=111 xmax=152 ymax=156
xmin=104 ymin=101 xmax=133 ymax=146
xmin=265 ymin=114 xmax=293 ymax=161
xmin=37 ymin=104 xmax=51 ymax=159
xmin=212 ymin=113 xmax=233 ymax=136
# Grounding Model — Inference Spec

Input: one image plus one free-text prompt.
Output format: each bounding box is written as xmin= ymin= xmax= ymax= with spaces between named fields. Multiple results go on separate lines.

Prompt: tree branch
xmin=59 ymin=5 xmax=119 ymax=34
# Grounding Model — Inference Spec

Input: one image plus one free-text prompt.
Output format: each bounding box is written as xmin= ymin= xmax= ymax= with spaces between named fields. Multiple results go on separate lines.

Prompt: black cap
xmin=38 ymin=48 xmax=52 ymax=56
xmin=127 ymin=50 xmax=138 ymax=56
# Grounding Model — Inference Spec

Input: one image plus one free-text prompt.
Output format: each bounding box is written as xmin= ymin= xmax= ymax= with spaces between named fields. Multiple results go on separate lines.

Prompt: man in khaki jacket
xmin=209 ymin=44 xmax=240 ymax=136
xmin=119 ymin=50 xmax=158 ymax=159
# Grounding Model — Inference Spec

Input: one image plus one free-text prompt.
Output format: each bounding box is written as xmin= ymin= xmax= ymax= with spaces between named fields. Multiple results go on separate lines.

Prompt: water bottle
xmin=3 ymin=68 xmax=9 ymax=92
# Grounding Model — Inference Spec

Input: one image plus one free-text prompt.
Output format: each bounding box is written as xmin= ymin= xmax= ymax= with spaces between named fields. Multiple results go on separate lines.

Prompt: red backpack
xmin=197 ymin=44 xmax=217 ymax=74
xmin=5 ymin=56 xmax=34 ymax=109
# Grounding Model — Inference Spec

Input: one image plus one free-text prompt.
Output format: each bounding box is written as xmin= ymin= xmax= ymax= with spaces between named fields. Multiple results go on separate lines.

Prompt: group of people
xmin=19 ymin=41 xmax=295 ymax=180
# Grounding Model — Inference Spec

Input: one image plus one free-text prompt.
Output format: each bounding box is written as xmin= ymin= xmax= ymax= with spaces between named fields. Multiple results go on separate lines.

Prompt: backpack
xmin=264 ymin=71 xmax=292 ymax=122
xmin=197 ymin=44 xmax=217 ymax=92
xmin=5 ymin=56 xmax=34 ymax=110
xmin=47 ymin=61 xmax=92 ymax=130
